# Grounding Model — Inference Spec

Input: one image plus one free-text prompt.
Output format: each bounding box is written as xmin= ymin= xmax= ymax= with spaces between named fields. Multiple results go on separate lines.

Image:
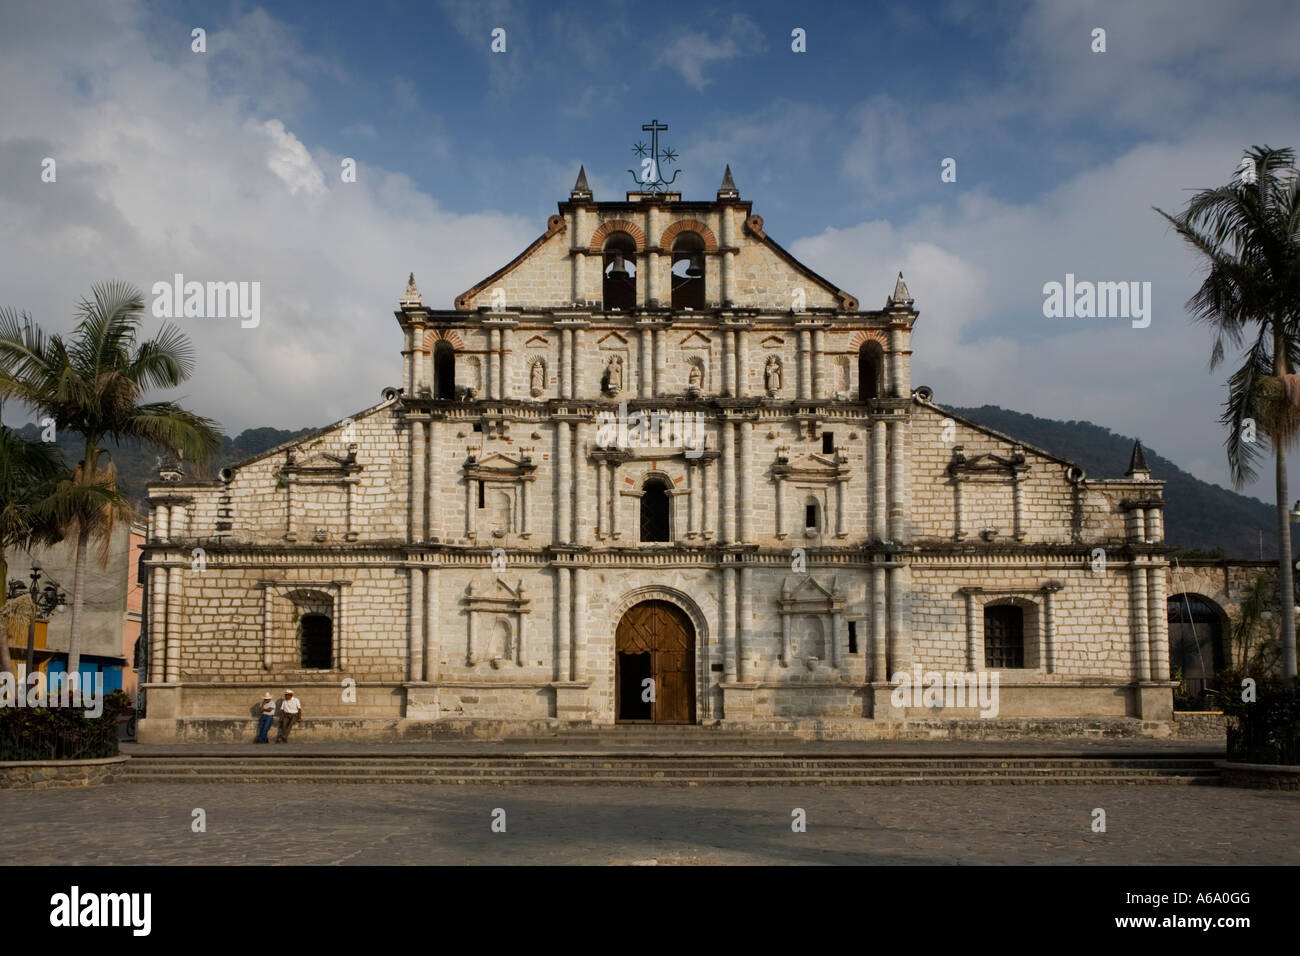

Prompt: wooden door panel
xmin=616 ymin=600 xmax=694 ymax=724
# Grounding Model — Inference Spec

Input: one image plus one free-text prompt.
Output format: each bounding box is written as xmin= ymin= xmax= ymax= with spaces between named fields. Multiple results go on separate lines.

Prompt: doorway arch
xmin=615 ymin=600 xmax=696 ymax=723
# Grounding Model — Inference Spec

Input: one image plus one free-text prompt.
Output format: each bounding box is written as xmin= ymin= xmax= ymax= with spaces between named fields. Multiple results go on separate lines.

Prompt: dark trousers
xmin=276 ymin=712 xmax=300 ymax=741
xmin=255 ymin=714 xmax=274 ymax=742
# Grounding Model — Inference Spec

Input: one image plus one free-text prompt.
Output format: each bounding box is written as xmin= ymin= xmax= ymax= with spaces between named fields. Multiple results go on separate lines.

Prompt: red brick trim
xmin=588 ymin=219 xmax=647 ymax=253
xmin=658 ymin=219 xmax=719 ymax=252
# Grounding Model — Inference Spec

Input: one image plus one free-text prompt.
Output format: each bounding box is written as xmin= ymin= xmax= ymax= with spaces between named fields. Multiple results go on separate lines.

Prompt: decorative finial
xmin=628 ymin=119 xmax=680 ymax=193
xmin=887 ymin=271 xmax=913 ymax=308
xmin=1127 ymin=439 xmax=1150 ymax=479
xmin=401 ymin=272 xmax=422 ymax=307
xmin=570 ymin=165 xmax=592 ymax=201
xmin=717 ymin=164 xmax=739 ymax=200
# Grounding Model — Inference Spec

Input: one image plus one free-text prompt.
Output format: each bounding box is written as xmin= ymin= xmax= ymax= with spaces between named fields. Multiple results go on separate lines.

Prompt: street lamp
xmin=6 ymin=561 xmax=69 ymax=678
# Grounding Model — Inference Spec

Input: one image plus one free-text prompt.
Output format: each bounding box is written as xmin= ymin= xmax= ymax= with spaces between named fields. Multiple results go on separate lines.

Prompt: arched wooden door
xmin=615 ymin=600 xmax=695 ymax=724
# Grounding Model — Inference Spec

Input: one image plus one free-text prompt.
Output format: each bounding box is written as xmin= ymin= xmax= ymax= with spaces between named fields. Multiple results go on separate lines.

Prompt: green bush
xmin=1214 ymin=669 xmax=1299 ymax=765
xmin=0 ymin=689 xmax=132 ymax=761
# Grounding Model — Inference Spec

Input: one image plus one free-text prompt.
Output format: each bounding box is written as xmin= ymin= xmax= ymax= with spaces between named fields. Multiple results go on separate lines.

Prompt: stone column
xmin=835 ymin=474 xmax=847 ymax=538
xmin=1131 ymin=563 xmax=1151 ymax=681
xmin=465 ymin=475 xmax=476 ymax=538
xmin=487 ymin=327 xmax=498 ymax=400
xmin=700 ymin=459 xmax=711 ymax=539
xmin=408 ymin=566 xmax=424 ymax=682
xmin=556 ymin=566 xmax=571 ymax=682
xmin=1012 ymin=474 xmax=1025 ymax=540
xmin=738 ymin=566 xmax=752 ymax=682
xmin=781 ymin=612 xmax=792 ymax=666
xmin=559 ymin=328 xmax=570 ymax=399
xmin=335 ymin=583 xmax=347 ymax=670
xmin=872 ymin=567 xmax=887 ymax=679
xmin=1042 ymin=586 xmax=1056 ymax=674
xmin=953 ymin=478 xmax=965 ymax=540
xmin=721 ymin=326 xmax=733 ymax=397
xmin=774 ymin=475 xmax=785 ymax=539
xmin=871 ymin=420 xmax=887 ymax=540
xmin=685 ymin=462 xmax=696 ymax=537
xmin=639 ymin=327 xmax=651 ymax=399
xmin=573 ymin=423 xmax=588 ymax=545
xmin=736 ymin=329 xmax=748 ymax=397
xmin=887 ymin=565 xmax=911 ymax=672
xmin=426 ymin=421 xmax=438 ymax=540
xmin=466 ymin=604 xmax=477 ymax=666
xmin=721 ymin=423 xmax=736 ymax=544
xmin=572 ymin=327 xmax=585 ymax=398
xmin=721 ymin=566 xmax=736 ymax=681
xmin=425 ymin=571 xmax=438 ymax=682
xmin=830 ymin=608 xmax=841 ymax=670
xmin=596 ymin=459 xmax=607 ymax=538
xmin=499 ymin=326 xmax=511 ymax=399
xmin=812 ymin=328 xmax=825 ymax=399
xmin=165 ymin=566 xmax=182 ymax=682
xmin=1146 ymin=507 xmax=1164 ymax=542
xmin=1147 ymin=567 xmax=1169 ymax=681
xmin=151 ymin=567 xmax=168 ymax=679
xmin=888 ymin=326 xmax=907 ymax=398
xmin=258 ymin=582 xmax=270 ymax=671
xmin=573 ymin=567 xmax=588 ymax=681
xmin=409 ymin=419 xmax=425 ymax=544
xmin=610 ymin=464 xmax=621 ymax=539
xmin=798 ymin=328 xmax=812 ymax=400
xmin=520 ymin=477 xmax=531 ymax=538
xmin=738 ymin=421 xmax=752 ymax=542
xmin=557 ymin=422 xmax=572 ymax=544
xmin=887 ymin=420 xmax=906 ymax=542
xmin=963 ymin=589 xmax=978 ymax=671
xmin=653 ymin=327 xmax=665 ymax=397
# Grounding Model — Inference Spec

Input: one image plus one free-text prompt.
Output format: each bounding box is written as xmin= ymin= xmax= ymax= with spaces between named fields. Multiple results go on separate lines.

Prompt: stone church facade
xmin=139 ymin=168 xmax=1176 ymax=741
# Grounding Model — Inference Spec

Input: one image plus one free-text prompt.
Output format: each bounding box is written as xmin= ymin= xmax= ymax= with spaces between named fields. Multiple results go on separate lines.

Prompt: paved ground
xmin=5 ymin=782 xmax=1294 ymax=865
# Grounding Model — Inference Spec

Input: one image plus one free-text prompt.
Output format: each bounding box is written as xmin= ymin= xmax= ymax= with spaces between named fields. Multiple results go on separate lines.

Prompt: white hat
xmin=285 ymin=689 xmax=294 ymax=695
xmin=263 ymin=693 xmax=272 ymax=699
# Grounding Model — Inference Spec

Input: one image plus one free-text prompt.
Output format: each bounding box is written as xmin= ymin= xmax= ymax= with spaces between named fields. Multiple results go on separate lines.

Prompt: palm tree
xmin=0 ymin=423 xmax=66 ymax=677
xmin=1157 ymin=145 xmax=1300 ymax=688
xmin=0 ymin=282 xmax=221 ymax=680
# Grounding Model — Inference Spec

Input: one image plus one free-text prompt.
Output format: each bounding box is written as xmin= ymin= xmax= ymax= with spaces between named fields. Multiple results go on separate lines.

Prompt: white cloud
xmin=0 ymin=0 xmax=536 ymax=436
xmin=655 ymin=13 xmax=766 ymax=90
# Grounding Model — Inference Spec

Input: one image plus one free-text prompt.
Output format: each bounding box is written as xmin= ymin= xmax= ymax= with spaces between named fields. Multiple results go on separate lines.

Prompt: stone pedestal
xmin=871 ymin=683 xmax=904 ymax=722
xmin=143 ymin=683 xmax=182 ymax=718
xmin=719 ymin=683 xmax=758 ymax=721
xmin=404 ymin=684 xmax=440 ymax=720
xmin=1135 ymin=682 xmax=1175 ymax=722
xmin=553 ymin=682 xmax=591 ymax=721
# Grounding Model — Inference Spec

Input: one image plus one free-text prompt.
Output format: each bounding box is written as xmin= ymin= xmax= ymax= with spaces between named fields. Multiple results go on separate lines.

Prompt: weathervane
xmin=628 ymin=119 xmax=680 ymax=193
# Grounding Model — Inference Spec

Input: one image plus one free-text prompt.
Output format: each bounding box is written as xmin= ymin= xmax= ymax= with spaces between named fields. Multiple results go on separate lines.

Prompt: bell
xmin=684 ymin=253 xmax=704 ymax=278
xmin=607 ymin=252 xmax=629 ymax=278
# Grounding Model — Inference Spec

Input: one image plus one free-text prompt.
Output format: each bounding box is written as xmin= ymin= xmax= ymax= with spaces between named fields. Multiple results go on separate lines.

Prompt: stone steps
xmin=122 ymin=754 xmax=1222 ymax=785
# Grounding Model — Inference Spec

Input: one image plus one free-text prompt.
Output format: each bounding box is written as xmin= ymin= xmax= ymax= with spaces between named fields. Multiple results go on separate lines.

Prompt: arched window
xmin=671 ymin=233 xmax=706 ymax=310
xmin=434 ymin=341 xmax=456 ymax=400
xmin=983 ymin=604 xmax=1024 ymax=668
xmin=1167 ymin=594 xmax=1226 ymax=703
xmin=804 ymin=497 xmax=821 ymax=532
xmin=640 ymin=477 xmax=670 ymax=542
xmin=300 ymin=613 xmax=333 ymax=669
xmin=858 ymin=341 xmax=884 ymax=400
xmin=603 ymin=233 xmax=637 ymax=311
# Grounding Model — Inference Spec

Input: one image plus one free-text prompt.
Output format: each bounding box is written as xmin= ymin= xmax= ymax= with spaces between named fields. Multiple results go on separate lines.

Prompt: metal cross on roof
xmin=628 ymin=118 xmax=680 ymax=193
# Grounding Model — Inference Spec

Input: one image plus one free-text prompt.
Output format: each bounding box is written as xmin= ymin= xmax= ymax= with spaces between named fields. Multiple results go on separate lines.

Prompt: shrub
xmin=0 ymin=689 xmax=132 ymax=761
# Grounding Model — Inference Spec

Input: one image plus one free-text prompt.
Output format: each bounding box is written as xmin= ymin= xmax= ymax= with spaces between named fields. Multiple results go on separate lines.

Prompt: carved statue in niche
xmin=530 ymin=359 xmax=545 ymax=397
xmin=765 ymin=355 xmax=783 ymax=396
xmin=602 ymin=355 xmax=623 ymax=395
xmin=688 ymin=361 xmax=703 ymax=392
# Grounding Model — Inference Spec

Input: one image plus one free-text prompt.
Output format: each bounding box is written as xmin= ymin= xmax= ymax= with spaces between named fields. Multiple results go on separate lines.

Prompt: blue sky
xmin=2 ymin=0 xmax=1300 ymax=501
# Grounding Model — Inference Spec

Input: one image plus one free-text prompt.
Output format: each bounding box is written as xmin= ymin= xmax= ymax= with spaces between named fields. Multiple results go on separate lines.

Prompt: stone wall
xmin=0 ymin=755 xmax=128 ymax=789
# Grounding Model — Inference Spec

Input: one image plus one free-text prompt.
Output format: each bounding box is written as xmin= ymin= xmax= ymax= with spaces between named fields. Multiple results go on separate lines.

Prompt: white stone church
xmin=139 ymin=164 xmax=1176 ymax=741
